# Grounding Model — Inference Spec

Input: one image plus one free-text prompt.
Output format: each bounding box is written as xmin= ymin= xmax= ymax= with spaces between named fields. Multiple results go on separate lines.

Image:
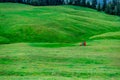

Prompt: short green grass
xmin=0 ymin=3 xmax=120 ymax=43
xmin=0 ymin=3 xmax=120 ymax=80
xmin=90 ymin=31 xmax=120 ymax=40
xmin=0 ymin=40 xmax=120 ymax=80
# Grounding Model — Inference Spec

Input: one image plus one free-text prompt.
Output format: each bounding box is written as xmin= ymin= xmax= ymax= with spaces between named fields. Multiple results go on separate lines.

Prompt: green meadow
xmin=0 ymin=3 xmax=120 ymax=80
xmin=0 ymin=3 xmax=120 ymax=43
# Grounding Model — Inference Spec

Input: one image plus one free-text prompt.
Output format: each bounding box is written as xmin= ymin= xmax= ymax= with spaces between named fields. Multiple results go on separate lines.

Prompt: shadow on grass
xmin=28 ymin=43 xmax=76 ymax=48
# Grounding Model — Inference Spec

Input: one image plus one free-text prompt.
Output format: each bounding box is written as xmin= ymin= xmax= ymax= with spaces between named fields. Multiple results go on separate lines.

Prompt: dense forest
xmin=0 ymin=0 xmax=120 ymax=16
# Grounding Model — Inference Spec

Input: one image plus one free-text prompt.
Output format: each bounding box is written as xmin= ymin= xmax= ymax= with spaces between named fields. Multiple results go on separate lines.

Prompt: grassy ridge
xmin=0 ymin=3 xmax=120 ymax=43
xmin=90 ymin=31 xmax=120 ymax=40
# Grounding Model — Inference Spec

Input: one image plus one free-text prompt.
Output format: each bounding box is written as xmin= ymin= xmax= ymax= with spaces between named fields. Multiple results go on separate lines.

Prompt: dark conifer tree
xmin=92 ymin=0 xmax=97 ymax=9
xmin=103 ymin=0 xmax=107 ymax=11
xmin=97 ymin=3 xmax=101 ymax=11
xmin=86 ymin=1 xmax=91 ymax=8
xmin=105 ymin=2 xmax=113 ymax=15
xmin=117 ymin=1 xmax=120 ymax=16
xmin=81 ymin=0 xmax=86 ymax=6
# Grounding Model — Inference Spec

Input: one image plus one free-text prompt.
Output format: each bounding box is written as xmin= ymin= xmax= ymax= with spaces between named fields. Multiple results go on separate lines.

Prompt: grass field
xmin=0 ymin=3 xmax=120 ymax=80
xmin=0 ymin=3 xmax=120 ymax=43
xmin=0 ymin=40 xmax=120 ymax=80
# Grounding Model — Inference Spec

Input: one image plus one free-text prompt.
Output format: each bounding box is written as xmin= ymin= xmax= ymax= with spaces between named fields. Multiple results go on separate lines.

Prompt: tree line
xmin=0 ymin=0 xmax=120 ymax=16
xmin=73 ymin=0 xmax=120 ymax=16
xmin=0 ymin=0 xmax=64 ymax=5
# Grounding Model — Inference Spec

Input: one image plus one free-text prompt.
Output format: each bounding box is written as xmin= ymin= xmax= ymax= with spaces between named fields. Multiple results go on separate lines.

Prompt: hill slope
xmin=0 ymin=3 xmax=120 ymax=43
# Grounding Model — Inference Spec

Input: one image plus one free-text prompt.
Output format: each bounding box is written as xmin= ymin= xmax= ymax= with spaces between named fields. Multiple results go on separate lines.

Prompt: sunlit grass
xmin=0 ymin=3 xmax=120 ymax=43
xmin=0 ymin=3 xmax=120 ymax=80
xmin=0 ymin=40 xmax=120 ymax=79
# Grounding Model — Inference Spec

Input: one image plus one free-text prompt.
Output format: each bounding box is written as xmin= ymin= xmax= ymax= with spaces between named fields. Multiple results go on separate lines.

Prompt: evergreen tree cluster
xmin=0 ymin=0 xmax=64 ymax=5
xmin=0 ymin=0 xmax=120 ymax=16
xmin=73 ymin=0 xmax=120 ymax=16
xmin=104 ymin=0 xmax=120 ymax=16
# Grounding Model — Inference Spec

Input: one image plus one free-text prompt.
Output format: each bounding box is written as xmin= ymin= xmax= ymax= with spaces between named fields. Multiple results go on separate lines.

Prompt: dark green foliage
xmin=97 ymin=3 xmax=101 ymax=11
xmin=86 ymin=1 xmax=91 ymax=8
xmin=105 ymin=1 xmax=120 ymax=16
xmin=81 ymin=0 xmax=86 ymax=6
xmin=105 ymin=2 xmax=112 ymax=14
xmin=102 ymin=0 xmax=106 ymax=11
xmin=92 ymin=0 xmax=97 ymax=9
xmin=116 ymin=1 xmax=120 ymax=16
xmin=74 ymin=0 xmax=80 ymax=5
xmin=0 ymin=0 xmax=64 ymax=5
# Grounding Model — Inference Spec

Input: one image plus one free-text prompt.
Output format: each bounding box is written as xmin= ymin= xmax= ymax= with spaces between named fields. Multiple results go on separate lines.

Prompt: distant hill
xmin=1 ymin=0 xmax=120 ymax=16
xmin=0 ymin=3 xmax=120 ymax=43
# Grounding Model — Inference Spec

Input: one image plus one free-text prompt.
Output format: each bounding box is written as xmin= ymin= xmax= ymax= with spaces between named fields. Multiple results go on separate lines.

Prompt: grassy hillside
xmin=0 ymin=3 xmax=120 ymax=80
xmin=90 ymin=31 xmax=120 ymax=40
xmin=0 ymin=3 xmax=120 ymax=43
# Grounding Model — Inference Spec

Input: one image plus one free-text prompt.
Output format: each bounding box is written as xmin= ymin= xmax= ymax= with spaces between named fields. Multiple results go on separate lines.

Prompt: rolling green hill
xmin=90 ymin=31 xmax=120 ymax=40
xmin=0 ymin=3 xmax=120 ymax=80
xmin=0 ymin=3 xmax=120 ymax=43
